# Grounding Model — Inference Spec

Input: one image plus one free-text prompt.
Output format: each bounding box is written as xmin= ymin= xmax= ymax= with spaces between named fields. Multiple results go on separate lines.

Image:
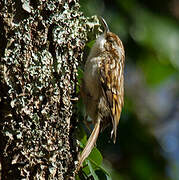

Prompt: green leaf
xmin=77 ymin=67 xmax=84 ymax=82
xmin=86 ymin=40 xmax=95 ymax=48
xmin=98 ymin=166 xmax=112 ymax=180
xmin=87 ymin=160 xmax=99 ymax=180
xmin=106 ymin=174 xmax=112 ymax=180
xmin=95 ymin=169 xmax=112 ymax=180
xmin=80 ymin=146 xmax=103 ymax=176
xmin=79 ymin=146 xmax=102 ymax=175
xmin=88 ymin=147 xmax=103 ymax=167
xmin=75 ymin=174 xmax=80 ymax=180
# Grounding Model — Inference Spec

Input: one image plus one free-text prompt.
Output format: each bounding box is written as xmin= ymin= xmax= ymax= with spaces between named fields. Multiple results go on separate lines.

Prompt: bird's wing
xmin=99 ymin=53 xmax=124 ymax=143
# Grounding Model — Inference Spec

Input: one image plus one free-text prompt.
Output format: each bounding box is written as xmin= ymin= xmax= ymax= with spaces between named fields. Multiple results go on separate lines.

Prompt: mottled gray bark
xmin=0 ymin=0 xmax=100 ymax=179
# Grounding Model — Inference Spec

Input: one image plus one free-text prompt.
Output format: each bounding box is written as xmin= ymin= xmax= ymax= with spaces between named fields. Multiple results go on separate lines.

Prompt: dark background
xmin=80 ymin=0 xmax=179 ymax=179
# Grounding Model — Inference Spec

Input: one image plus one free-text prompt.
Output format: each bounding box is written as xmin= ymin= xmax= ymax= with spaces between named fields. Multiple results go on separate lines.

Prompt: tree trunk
xmin=0 ymin=0 xmax=100 ymax=179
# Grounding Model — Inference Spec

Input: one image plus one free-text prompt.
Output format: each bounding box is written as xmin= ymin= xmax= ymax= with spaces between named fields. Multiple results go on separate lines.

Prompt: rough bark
xmin=0 ymin=0 xmax=100 ymax=179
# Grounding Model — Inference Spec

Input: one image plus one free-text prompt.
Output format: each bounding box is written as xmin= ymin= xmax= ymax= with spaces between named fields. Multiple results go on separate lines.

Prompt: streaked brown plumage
xmin=77 ymin=17 xmax=125 ymax=171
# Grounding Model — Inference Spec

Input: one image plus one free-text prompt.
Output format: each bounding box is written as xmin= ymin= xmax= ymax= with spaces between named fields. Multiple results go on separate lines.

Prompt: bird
xmin=77 ymin=16 xmax=125 ymax=171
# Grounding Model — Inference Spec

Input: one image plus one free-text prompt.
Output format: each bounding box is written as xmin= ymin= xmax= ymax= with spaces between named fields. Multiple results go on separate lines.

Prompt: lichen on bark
xmin=0 ymin=0 xmax=101 ymax=179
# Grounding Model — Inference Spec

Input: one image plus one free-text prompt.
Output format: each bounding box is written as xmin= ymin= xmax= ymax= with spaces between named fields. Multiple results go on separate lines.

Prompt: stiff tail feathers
xmin=77 ymin=119 xmax=101 ymax=171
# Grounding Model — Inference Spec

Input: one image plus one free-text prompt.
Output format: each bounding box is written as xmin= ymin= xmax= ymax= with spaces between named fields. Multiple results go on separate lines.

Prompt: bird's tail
xmin=77 ymin=118 xmax=101 ymax=171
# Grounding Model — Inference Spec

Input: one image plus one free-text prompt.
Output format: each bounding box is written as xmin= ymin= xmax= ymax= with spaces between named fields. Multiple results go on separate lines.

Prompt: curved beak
xmin=99 ymin=16 xmax=109 ymax=33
